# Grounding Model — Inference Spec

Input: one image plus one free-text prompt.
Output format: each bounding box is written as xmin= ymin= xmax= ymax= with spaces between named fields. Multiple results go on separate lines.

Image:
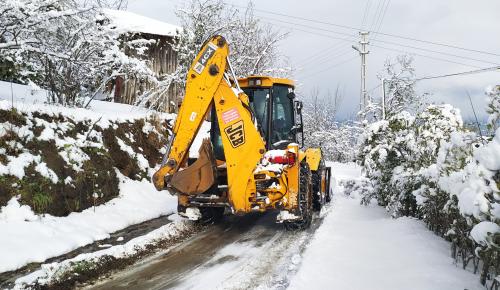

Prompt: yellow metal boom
xmin=153 ymin=35 xmax=265 ymax=213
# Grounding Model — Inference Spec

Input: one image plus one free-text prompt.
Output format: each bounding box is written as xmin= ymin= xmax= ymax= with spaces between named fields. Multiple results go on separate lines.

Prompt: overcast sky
xmin=128 ymin=0 xmax=500 ymax=121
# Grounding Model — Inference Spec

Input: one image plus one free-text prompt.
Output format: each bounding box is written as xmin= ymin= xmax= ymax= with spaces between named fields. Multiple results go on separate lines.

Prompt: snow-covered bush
xmin=358 ymin=110 xmax=415 ymax=212
xmin=486 ymin=85 xmax=500 ymax=132
xmin=357 ymin=102 xmax=500 ymax=287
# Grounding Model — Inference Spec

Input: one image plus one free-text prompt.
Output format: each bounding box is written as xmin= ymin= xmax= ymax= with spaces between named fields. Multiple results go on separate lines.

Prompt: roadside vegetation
xmin=0 ymin=106 xmax=170 ymax=215
xmin=349 ymin=56 xmax=500 ymax=288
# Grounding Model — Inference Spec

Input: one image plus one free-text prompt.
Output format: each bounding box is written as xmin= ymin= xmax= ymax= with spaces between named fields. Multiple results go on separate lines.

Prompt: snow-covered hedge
xmin=0 ymin=103 xmax=171 ymax=216
xmin=356 ymin=104 xmax=500 ymax=287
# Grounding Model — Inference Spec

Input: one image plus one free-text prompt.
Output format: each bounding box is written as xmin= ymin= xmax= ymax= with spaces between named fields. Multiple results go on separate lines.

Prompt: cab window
xmin=271 ymin=85 xmax=294 ymax=146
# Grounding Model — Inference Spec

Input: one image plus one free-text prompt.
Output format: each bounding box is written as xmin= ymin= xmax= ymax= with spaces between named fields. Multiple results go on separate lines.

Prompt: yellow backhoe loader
xmin=153 ymin=35 xmax=332 ymax=230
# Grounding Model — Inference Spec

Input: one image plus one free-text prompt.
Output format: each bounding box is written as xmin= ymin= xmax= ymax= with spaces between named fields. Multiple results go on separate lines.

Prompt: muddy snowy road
xmin=88 ymin=209 xmax=327 ymax=290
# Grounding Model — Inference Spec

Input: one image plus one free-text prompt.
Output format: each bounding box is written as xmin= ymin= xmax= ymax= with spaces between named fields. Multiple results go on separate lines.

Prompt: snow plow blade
xmin=169 ymin=139 xmax=216 ymax=195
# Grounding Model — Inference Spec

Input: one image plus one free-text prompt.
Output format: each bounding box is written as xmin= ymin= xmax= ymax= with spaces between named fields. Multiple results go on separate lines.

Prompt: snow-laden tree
xmin=302 ymin=88 xmax=360 ymax=162
xmin=486 ymin=85 xmax=500 ymax=132
xmin=135 ymin=0 xmax=291 ymax=110
xmin=82 ymin=0 xmax=128 ymax=9
xmin=175 ymin=0 xmax=289 ymax=80
xmin=378 ymin=55 xmax=425 ymax=119
xmin=358 ymin=105 xmax=464 ymax=215
xmin=0 ymin=0 xmax=156 ymax=106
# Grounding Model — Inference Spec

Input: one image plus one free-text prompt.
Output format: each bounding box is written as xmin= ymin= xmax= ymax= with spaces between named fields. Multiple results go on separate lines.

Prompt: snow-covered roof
xmin=103 ymin=9 xmax=180 ymax=37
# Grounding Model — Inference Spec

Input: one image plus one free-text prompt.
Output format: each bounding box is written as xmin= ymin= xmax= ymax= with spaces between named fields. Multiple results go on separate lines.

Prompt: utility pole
xmin=352 ymin=31 xmax=370 ymax=114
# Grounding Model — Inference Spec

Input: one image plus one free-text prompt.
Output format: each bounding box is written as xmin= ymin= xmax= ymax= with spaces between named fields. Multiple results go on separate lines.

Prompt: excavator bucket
xmin=169 ymin=139 xmax=216 ymax=195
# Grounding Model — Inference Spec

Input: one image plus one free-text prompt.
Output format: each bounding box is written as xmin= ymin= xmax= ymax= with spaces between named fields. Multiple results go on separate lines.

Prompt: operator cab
xmin=211 ymin=76 xmax=304 ymax=161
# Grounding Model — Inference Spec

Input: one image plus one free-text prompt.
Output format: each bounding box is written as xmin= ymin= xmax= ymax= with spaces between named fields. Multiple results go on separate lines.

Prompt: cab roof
xmin=238 ymin=75 xmax=295 ymax=88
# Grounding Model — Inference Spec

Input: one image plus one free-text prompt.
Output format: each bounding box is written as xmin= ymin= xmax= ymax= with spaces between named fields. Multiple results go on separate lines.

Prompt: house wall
xmin=113 ymin=33 xmax=181 ymax=113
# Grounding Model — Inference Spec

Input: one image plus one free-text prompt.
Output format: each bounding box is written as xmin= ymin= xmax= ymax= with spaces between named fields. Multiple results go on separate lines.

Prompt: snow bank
xmin=0 ymin=81 xmax=174 ymax=123
xmin=0 ymin=174 xmax=177 ymax=273
xmin=289 ymin=196 xmax=482 ymax=290
xmin=14 ymin=218 xmax=190 ymax=288
xmin=289 ymin=162 xmax=482 ymax=290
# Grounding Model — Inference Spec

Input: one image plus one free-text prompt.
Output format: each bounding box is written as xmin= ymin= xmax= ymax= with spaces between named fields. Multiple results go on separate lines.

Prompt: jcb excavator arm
xmin=153 ymin=35 xmax=266 ymax=213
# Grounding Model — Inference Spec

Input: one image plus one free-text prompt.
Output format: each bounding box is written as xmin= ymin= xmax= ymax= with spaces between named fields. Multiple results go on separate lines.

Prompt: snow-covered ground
xmin=289 ymin=162 xmax=483 ymax=290
xmin=8 ymin=162 xmax=485 ymax=289
xmin=14 ymin=215 xmax=189 ymax=289
xmin=0 ymin=81 xmax=170 ymax=122
xmin=0 ymin=175 xmax=177 ymax=273
xmin=0 ymin=80 xmax=181 ymax=273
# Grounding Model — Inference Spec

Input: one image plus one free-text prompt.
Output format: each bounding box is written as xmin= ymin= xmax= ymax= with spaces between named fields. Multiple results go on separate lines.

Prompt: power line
xmin=259 ymin=15 xmax=500 ymax=66
xmin=374 ymin=39 xmax=500 ymax=65
xmin=372 ymin=0 xmax=390 ymax=42
xmin=260 ymin=17 xmax=495 ymax=68
xmin=369 ymin=0 xmax=386 ymax=35
xmin=415 ymin=65 xmax=500 ymax=81
xmin=361 ymin=0 xmax=372 ymax=30
xmin=296 ymin=46 xmax=353 ymax=69
xmin=258 ymin=15 xmax=356 ymax=40
xmin=369 ymin=0 xmax=384 ymax=34
xmin=299 ymin=56 xmax=358 ymax=79
xmin=296 ymin=48 xmax=354 ymax=72
xmin=229 ymin=3 xmax=500 ymax=58
xmin=367 ymin=65 xmax=500 ymax=93
xmin=295 ymin=42 xmax=347 ymax=66
xmin=370 ymin=44 xmax=484 ymax=68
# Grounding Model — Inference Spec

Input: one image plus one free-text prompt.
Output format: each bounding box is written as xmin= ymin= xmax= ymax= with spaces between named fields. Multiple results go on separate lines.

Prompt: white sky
xmin=128 ymin=0 xmax=500 ymax=120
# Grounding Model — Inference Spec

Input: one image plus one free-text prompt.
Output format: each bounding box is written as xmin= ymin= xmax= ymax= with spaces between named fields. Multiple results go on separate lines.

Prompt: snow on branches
xmin=302 ymin=88 xmax=360 ymax=162
xmin=486 ymin=85 xmax=500 ymax=132
xmin=356 ymin=102 xmax=500 ymax=287
xmin=0 ymin=0 xmax=156 ymax=106
xmin=175 ymin=0 xmax=290 ymax=81
xmin=366 ymin=55 xmax=427 ymax=120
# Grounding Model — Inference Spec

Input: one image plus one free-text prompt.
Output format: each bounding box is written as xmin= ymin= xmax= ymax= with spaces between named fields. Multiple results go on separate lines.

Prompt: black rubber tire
xmin=325 ymin=166 xmax=332 ymax=203
xmin=312 ymin=170 xmax=323 ymax=212
xmin=284 ymin=161 xmax=313 ymax=231
xmin=198 ymin=207 xmax=224 ymax=224
xmin=312 ymin=159 xmax=327 ymax=211
xmin=326 ymin=187 xmax=332 ymax=203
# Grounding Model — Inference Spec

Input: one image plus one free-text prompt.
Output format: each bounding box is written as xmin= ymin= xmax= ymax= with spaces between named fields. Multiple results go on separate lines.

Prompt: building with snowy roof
xmin=103 ymin=9 xmax=181 ymax=112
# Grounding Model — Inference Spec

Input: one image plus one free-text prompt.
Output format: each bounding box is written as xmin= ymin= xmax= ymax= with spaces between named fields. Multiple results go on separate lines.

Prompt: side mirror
xmin=287 ymin=92 xmax=296 ymax=100
xmin=294 ymin=101 xmax=305 ymax=148
xmin=295 ymin=100 xmax=303 ymax=112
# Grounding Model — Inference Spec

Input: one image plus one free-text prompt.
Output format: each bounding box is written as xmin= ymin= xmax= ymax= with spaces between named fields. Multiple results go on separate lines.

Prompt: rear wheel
xmin=284 ymin=161 xmax=313 ymax=231
xmin=325 ymin=167 xmax=332 ymax=203
xmin=198 ymin=207 xmax=225 ymax=224
xmin=312 ymin=160 xmax=326 ymax=211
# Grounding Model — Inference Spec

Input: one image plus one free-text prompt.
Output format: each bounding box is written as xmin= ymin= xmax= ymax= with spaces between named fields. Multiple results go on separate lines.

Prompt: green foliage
xmin=32 ymin=191 xmax=53 ymax=213
xmin=18 ymin=171 xmax=54 ymax=214
xmin=71 ymin=260 xmax=96 ymax=275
